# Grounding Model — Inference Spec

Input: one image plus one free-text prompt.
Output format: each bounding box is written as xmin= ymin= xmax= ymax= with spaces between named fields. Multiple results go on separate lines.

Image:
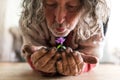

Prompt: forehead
xmin=45 ymin=0 xmax=80 ymax=4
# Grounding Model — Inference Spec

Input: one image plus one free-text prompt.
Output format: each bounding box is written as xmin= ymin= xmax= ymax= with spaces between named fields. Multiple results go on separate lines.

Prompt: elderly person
xmin=19 ymin=0 xmax=110 ymax=76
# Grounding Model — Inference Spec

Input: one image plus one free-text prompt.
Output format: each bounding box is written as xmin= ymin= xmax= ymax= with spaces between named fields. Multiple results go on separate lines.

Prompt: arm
xmin=19 ymin=19 xmax=58 ymax=75
xmin=78 ymin=30 xmax=104 ymax=72
xmin=79 ymin=30 xmax=104 ymax=60
xmin=56 ymin=29 xmax=104 ymax=75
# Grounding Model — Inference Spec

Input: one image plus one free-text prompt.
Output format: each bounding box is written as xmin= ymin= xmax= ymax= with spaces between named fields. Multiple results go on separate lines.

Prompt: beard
xmin=47 ymin=21 xmax=75 ymax=37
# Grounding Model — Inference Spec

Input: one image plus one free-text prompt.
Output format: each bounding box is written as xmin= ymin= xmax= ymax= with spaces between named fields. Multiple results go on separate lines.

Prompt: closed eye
xmin=45 ymin=3 xmax=57 ymax=9
xmin=66 ymin=5 xmax=80 ymax=12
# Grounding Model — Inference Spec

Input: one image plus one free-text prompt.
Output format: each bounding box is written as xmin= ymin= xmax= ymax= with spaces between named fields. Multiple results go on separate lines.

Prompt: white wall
xmin=101 ymin=0 xmax=120 ymax=64
xmin=0 ymin=0 xmax=7 ymax=61
xmin=5 ymin=0 xmax=22 ymax=29
xmin=1 ymin=0 xmax=22 ymax=62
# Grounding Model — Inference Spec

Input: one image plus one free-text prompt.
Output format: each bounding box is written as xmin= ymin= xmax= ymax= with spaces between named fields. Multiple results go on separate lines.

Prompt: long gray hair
xmin=20 ymin=0 xmax=110 ymax=40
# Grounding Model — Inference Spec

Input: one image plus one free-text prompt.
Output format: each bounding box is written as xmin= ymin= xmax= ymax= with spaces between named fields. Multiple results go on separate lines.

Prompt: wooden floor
xmin=0 ymin=62 xmax=120 ymax=80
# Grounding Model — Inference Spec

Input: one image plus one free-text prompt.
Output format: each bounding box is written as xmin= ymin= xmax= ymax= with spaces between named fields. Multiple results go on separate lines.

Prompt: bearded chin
xmin=48 ymin=27 xmax=70 ymax=37
xmin=47 ymin=23 xmax=76 ymax=37
xmin=54 ymin=32 xmax=69 ymax=37
xmin=52 ymin=30 xmax=69 ymax=37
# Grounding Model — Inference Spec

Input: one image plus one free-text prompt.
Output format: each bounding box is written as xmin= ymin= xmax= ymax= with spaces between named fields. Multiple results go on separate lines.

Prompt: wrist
xmin=82 ymin=62 xmax=98 ymax=73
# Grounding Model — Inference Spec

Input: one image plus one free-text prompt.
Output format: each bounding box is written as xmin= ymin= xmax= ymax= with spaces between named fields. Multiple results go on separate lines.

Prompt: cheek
xmin=44 ymin=9 xmax=55 ymax=27
xmin=66 ymin=13 xmax=79 ymax=27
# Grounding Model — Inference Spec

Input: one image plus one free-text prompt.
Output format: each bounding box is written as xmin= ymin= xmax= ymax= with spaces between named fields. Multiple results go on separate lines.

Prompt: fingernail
xmin=53 ymin=47 xmax=57 ymax=51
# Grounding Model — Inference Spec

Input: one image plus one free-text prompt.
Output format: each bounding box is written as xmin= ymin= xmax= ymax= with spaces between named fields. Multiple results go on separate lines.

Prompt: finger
xmin=81 ymin=53 xmax=99 ymax=64
xmin=57 ymin=60 xmax=63 ymax=74
xmin=66 ymin=51 xmax=78 ymax=75
xmin=41 ymin=64 xmax=56 ymax=73
xmin=34 ymin=47 xmax=57 ymax=69
xmin=23 ymin=45 xmax=44 ymax=54
xmin=66 ymin=47 xmax=73 ymax=53
xmin=41 ymin=53 xmax=60 ymax=73
xmin=31 ymin=48 xmax=47 ymax=64
xmin=48 ymin=67 xmax=56 ymax=73
xmin=61 ymin=52 xmax=70 ymax=75
xmin=22 ymin=45 xmax=34 ymax=54
xmin=72 ymin=51 xmax=84 ymax=73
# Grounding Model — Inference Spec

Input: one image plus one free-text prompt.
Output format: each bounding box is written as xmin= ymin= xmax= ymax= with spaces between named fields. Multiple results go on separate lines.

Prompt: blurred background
xmin=0 ymin=0 xmax=120 ymax=64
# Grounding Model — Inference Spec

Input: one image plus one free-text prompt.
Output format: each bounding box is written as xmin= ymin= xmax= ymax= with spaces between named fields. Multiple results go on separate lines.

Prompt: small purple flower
xmin=56 ymin=37 xmax=66 ymax=50
xmin=55 ymin=37 xmax=65 ymax=44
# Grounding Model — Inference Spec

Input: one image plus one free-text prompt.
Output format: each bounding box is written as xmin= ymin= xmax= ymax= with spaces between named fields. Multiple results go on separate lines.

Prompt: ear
xmin=81 ymin=54 xmax=99 ymax=64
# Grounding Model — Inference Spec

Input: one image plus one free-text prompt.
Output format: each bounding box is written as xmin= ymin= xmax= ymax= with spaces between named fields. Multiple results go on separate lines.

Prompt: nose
xmin=55 ymin=7 xmax=66 ymax=24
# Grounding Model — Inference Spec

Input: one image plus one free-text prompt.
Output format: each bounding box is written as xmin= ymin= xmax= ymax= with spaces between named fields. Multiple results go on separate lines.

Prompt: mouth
xmin=56 ymin=27 xmax=65 ymax=32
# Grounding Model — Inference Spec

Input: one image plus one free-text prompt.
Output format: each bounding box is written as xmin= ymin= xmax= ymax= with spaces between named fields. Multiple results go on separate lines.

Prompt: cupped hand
xmin=31 ymin=47 xmax=60 ymax=73
xmin=56 ymin=47 xmax=84 ymax=76
xmin=56 ymin=47 xmax=98 ymax=76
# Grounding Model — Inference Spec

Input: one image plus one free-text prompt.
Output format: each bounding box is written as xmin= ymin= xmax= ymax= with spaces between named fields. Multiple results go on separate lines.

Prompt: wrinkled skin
xmin=43 ymin=0 xmax=81 ymax=37
xmin=31 ymin=47 xmax=58 ymax=73
xmin=23 ymin=45 xmax=98 ymax=76
xmin=20 ymin=0 xmax=108 ymax=76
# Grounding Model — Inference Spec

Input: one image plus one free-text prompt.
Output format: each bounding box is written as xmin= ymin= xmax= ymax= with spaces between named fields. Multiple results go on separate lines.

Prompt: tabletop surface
xmin=0 ymin=62 xmax=120 ymax=80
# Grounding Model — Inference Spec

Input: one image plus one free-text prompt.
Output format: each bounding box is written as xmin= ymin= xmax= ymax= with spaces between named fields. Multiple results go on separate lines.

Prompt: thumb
xmin=81 ymin=54 xmax=99 ymax=64
xmin=23 ymin=45 xmax=44 ymax=54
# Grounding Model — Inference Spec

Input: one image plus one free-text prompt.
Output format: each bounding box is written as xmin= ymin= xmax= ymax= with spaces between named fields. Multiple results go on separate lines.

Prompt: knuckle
xmin=41 ymin=48 xmax=48 ymax=53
